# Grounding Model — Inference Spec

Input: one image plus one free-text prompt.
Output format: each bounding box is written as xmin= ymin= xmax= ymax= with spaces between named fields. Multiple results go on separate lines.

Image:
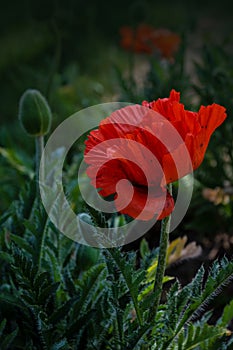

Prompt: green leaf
xmin=0 ymin=251 xmax=13 ymax=264
xmin=140 ymin=239 xmax=150 ymax=259
xmin=33 ymin=271 xmax=51 ymax=291
xmin=23 ymin=219 xmax=40 ymax=238
xmin=0 ymin=212 xmax=11 ymax=226
xmin=45 ymin=247 xmax=62 ymax=283
xmin=0 ymin=293 xmax=23 ymax=309
xmin=73 ymin=263 xmax=105 ymax=316
xmin=37 ymin=282 xmax=60 ymax=305
xmin=219 ymin=300 xmax=233 ymax=327
xmin=0 ymin=147 xmax=33 ymax=178
xmin=106 ymin=248 xmax=144 ymax=326
xmin=10 ymin=233 xmax=34 ymax=255
xmin=65 ymin=309 xmax=95 ymax=338
xmin=169 ymin=323 xmax=227 ymax=350
xmin=0 ymin=327 xmax=18 ymax=350
xmin=0 ymin=319 xmax=6 ymax=338
xmin=50 ymin=339 xmax=68 ymax=350
xmin=162 ymin=258 xmax=233 ymax=349
xmin=49 ymin=299 xmax=74 ymax=325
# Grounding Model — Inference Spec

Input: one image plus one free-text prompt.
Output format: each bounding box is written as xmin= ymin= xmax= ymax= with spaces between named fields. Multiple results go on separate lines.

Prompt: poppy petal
xmin=115 ymin=183 xmax=174 ymax=221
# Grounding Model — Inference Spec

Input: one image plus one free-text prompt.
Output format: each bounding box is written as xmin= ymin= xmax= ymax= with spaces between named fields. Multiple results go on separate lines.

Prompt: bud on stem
xmin=18 ymin=89 xmax=52 ymax=137
xmin=18 ymin=89 xmax=52 ymax=195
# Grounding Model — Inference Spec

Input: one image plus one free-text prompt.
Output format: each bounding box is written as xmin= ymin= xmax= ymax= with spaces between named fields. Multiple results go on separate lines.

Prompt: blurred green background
xmin=1 ymin=0 xmax=233 ymax=124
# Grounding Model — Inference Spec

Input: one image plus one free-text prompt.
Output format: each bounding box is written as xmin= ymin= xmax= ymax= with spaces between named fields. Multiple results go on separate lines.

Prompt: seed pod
xmin=18 ymin=89 xmax=52 ymax=136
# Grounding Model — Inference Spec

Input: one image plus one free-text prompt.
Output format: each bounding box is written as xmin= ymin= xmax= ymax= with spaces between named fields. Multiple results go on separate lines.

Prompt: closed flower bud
xmin=76 ymin=244 xmax=100 ymax=271
xmin=18 ymin=89 xmax=52 ymax=137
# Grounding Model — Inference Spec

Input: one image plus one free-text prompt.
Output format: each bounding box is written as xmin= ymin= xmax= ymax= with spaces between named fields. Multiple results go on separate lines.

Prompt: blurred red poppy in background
xmin=84 ymin=90 xmax=226 ymax=221
xmin=119 ymin=24 xmax=181 ymax=59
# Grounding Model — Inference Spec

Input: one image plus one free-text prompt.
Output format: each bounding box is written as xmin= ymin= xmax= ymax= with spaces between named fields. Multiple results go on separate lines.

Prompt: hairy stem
xmin=35 ymin=135 xmax=44 ymax=196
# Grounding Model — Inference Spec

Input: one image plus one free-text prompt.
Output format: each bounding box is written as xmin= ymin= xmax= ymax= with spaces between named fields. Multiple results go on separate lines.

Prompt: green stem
xmin=38 ymin=216 xmax=49 ymax=272
xmin=35 ymin=135 xmax=44 ymax=196
xmin=152 ymin=183 xmax=172 ymax=316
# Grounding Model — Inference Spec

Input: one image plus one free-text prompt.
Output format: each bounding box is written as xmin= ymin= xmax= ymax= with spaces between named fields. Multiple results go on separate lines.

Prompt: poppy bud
xmin=76 ymin=244 xmax=100 ymax=271
xmin=18 ymin=89 xmax=52 ymax=137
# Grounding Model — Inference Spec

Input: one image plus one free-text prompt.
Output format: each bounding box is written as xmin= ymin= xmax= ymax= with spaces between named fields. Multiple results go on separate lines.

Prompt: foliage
xmin=0 ymin=184 xmax=233 ymax=349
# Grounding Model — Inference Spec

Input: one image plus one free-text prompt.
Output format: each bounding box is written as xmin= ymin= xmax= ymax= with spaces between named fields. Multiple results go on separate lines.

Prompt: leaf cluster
xmin=1 ymin=183 xmax=233 ymax=349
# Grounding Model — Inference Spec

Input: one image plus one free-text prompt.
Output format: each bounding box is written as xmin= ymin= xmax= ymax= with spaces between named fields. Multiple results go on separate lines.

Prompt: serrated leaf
xmin=0 ymin=327 xmax=18 ymax=350
xmin=219 ymin=300 xmax=233 ymax=327
xmin=0 ymin=293 xmax=24 ymax=309
xmin=0 ymin=147 xmax=33 ymax=178
xmin=37 ymin=282 xmax=60 ymax=305
xmin=23 ymin=219 xmax=40 ymax=238
xmin=50 ymin=339 xmax=68 ymax=350
xmin=45 ymin=247 xmax=62 ymax=283
xmin=0 ymin=319 xmax=6 ymax=337
xmin=0 ymin=212 xmax=11 ymax=226
xmin=49 ymin=299 xmax=74 ymax=325
xmin=0 ymin=251 xmax=13 ymax=264
xmin=140 ymin=239 xmax=150 ymax=259
xmin=171 ymin=323 xmax=227 ymax=350
xmin=10 ymin=233 xmax=34 ymax=255
xmin=138 ymin=275 xmax=174 ymax=303
xmin=65 ymin=309 xmax=95 ymax=338
xmin=73 ymin=263 xmax=105 ymax=316
xmin=33 ymin=271 xmax=51 ymax=291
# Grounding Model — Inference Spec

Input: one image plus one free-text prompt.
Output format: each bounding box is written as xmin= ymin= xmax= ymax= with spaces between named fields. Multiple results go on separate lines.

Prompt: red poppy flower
xmin=84 ymin=90 xmax=226 ymax=221
xmin=119 ymin=24 xmax=180 ymax=59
